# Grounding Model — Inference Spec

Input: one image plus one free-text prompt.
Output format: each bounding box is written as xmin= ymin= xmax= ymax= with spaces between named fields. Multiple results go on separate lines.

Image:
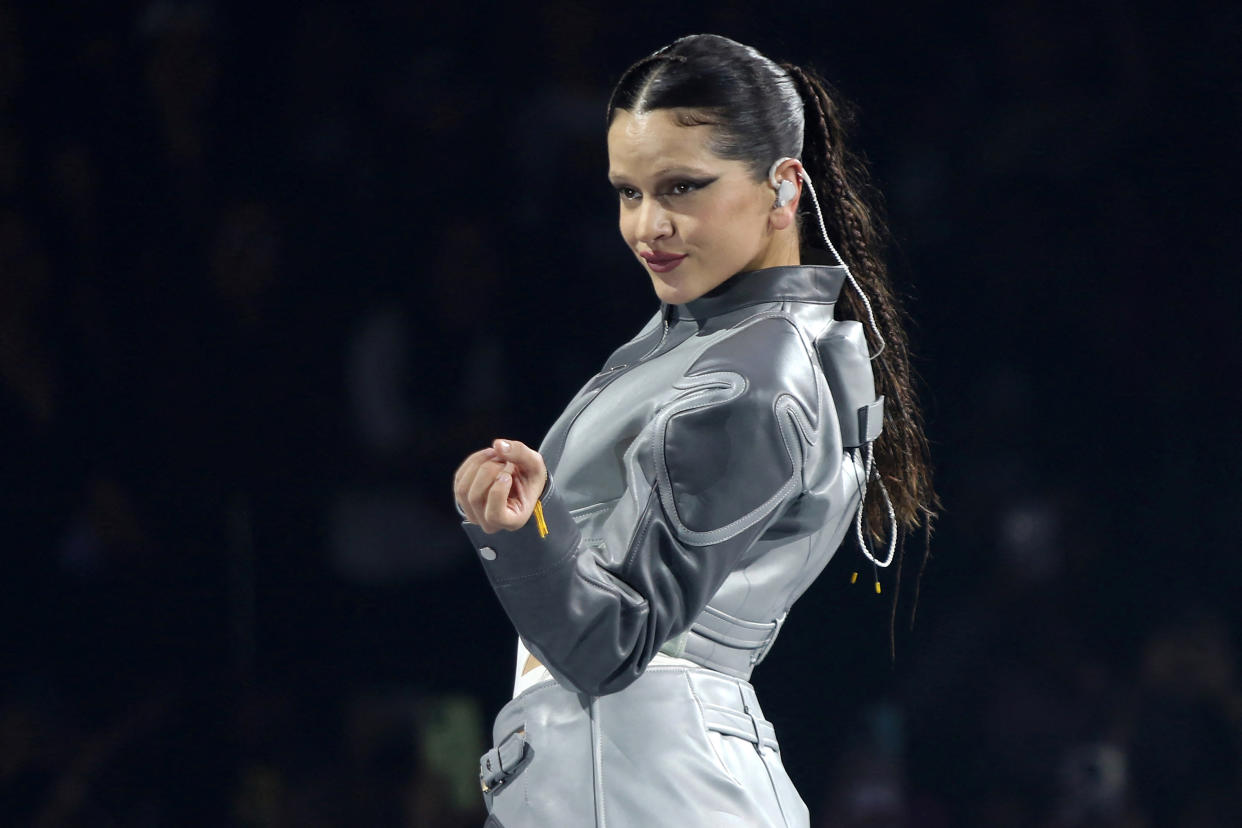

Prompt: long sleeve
xmin=462 ymin=315 xmax=833 ymax=696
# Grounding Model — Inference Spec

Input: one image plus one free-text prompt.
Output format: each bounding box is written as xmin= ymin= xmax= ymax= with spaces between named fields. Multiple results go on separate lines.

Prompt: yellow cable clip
xmin=533 ymin=499 xmax=548 ymax=538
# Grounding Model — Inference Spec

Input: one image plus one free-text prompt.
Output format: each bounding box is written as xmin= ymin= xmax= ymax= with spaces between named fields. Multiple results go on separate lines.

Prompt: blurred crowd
xmin=1 ymin=1 xmax=1238 ymax=825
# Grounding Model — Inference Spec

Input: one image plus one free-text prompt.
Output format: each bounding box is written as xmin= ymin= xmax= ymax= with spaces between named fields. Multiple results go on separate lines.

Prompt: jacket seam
xmin=620 ymin=485 xmax=660 ymax=575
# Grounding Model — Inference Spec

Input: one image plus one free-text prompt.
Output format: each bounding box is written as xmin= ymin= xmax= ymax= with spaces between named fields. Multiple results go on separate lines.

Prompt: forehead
xmin=607 ymin=109 xmax=722 ymax=176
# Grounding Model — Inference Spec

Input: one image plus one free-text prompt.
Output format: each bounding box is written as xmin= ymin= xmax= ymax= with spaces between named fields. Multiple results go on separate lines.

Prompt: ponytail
xmin=783 ymin=63 xmax=941 ymax=637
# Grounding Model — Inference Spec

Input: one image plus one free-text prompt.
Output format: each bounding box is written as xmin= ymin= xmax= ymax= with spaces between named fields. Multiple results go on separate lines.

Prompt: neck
xmin=750 ymin=227 xmax=801 ymax=270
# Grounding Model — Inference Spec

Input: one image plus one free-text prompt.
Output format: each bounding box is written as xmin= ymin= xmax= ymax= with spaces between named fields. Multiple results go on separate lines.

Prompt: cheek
xmin=721 ymin=186 xmax=761 ymax=221
xmin=694 ymin=202 xmax=758 ymax=253
xmin=618 ymin=209 xmax=635 ymax=243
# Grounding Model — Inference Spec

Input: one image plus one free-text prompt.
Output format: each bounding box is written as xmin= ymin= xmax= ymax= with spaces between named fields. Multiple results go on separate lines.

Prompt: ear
xmin=768 ymin=158 xmax=804 ymax=231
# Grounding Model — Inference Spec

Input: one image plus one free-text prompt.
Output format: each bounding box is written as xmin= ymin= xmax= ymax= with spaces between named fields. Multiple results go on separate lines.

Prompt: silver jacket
xmin=463 ymin=264 xmax=882 ymax=697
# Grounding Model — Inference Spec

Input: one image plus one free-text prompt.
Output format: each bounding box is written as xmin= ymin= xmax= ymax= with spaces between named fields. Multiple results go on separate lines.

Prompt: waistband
xmin=661 ymin=605 xmax=788 ymax=680
xmin=480 ymin=666 xmax=780 ymax=795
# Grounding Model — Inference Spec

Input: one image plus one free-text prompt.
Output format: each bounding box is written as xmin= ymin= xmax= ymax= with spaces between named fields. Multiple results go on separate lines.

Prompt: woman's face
xmin=607 ymin=108 xmax=787 ymax=305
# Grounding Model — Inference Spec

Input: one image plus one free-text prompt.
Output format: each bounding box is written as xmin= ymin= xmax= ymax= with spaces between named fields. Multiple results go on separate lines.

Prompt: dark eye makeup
xmin=610 ymin=177 xmax=718 ymax=201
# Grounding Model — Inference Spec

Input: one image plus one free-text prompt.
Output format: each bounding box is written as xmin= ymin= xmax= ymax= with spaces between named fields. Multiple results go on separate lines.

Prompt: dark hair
xmin=607 ymin=36 xmax=804 ymax=180
xmin=608 ymin=35 xmax=941 ymax=639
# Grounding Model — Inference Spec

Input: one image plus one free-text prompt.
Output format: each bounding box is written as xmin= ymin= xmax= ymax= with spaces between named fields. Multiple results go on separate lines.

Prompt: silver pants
xmin=479 ymin=666 xmax=810 ymax=827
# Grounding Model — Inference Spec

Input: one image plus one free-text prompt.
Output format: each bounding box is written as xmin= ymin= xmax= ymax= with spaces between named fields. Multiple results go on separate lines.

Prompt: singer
xmin=452 ymin=34 xmax=937 ymax=827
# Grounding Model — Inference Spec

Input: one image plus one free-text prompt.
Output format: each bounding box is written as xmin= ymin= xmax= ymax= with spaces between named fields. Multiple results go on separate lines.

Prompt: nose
xmin=635 ymin=198 xmax=673 ymax=245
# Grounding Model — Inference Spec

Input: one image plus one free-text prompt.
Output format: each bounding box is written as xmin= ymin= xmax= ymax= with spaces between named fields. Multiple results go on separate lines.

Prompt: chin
xmin=647 ymin=264 xmax=719 ymax=305
xmin=649 ymin=279 xmax=701 ymax=306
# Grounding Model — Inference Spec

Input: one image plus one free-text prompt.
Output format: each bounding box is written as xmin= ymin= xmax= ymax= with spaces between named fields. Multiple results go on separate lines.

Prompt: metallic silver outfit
xmin=463 ymin=264 xmax=883 ymax=827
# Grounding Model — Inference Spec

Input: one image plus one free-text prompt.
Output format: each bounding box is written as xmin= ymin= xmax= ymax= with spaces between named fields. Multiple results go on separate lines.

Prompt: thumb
xmin=493 ymin=438 xmax=548 ymax=494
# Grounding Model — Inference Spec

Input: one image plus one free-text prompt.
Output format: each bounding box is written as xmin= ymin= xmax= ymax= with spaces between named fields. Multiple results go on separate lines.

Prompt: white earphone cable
xmin=773 ymin=157 xmax=896 ymax=567
xmin=851 ymin=441 xmax=898 ymax=568
xmin=797 ymin=169 xmax=886 ymax=361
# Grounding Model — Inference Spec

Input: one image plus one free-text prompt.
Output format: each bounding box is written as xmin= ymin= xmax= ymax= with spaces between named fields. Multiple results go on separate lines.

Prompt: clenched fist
xmin=452 ymin=438 xmax=549 ymax=534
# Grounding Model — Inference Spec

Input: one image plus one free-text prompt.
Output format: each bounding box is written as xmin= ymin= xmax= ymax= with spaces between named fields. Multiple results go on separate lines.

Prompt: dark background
xmin=2 ymin=1 xmax=1239 ymax=825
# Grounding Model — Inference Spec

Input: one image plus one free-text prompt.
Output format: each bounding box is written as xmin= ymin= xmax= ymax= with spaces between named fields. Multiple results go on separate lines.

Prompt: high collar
xmin=670 ymin=264 xmax=848 ymax=322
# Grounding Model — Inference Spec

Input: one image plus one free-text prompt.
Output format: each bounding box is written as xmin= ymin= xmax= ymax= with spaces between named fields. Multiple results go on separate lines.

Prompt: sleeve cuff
xmin=461 ymin=474 xmax=580 ymax=584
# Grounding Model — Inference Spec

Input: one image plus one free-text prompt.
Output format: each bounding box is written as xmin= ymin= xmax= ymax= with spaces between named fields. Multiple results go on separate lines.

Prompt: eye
xmin=660 ymin=177 xmax=715 ymax=197
xmin=614 ymin=186 xmax=640 ymax=202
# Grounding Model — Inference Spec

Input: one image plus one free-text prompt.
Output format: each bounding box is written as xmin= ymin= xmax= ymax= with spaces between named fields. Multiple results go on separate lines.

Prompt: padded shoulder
xmin=658 ymin=314 xmax=821 ymax=542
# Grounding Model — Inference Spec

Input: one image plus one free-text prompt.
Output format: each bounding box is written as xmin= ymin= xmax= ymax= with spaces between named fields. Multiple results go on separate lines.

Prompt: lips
xmin=641 ymin=251 xmax=687 ymax=273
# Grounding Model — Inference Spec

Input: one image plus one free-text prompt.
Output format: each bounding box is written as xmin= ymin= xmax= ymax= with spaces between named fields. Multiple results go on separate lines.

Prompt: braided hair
xmin=608 ymin=35 xmax=941 ymax=639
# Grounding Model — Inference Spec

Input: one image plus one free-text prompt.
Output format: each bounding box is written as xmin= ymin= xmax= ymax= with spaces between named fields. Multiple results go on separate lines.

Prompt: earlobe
xmin=769 ymin=207 xmax=795 ymax=231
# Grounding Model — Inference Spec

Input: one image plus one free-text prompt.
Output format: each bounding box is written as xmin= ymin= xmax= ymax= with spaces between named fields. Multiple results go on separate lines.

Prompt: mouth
xmin=640 ymin=252 xmax=687 ymax=273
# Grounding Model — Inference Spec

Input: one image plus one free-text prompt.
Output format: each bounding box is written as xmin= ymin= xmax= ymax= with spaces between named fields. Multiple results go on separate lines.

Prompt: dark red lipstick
xmin=641 ymin=251 xmax=687 ymax=273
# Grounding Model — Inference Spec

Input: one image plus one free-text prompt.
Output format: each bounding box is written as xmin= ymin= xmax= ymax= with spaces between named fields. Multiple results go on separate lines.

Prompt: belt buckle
xmin=479 ymin=729 xmax=529 ymax=796
xmin=480 ymin=745 xmax=501 ymax=792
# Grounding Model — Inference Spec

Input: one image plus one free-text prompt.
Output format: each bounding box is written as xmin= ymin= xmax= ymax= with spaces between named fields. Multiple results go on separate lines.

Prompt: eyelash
xmin=614 ymin=180 xmax=710 ymax=201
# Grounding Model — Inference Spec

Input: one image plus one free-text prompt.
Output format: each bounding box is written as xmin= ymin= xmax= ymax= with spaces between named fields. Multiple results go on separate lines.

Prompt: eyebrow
xmin=607 ymin=166 xmax=715 ymax=185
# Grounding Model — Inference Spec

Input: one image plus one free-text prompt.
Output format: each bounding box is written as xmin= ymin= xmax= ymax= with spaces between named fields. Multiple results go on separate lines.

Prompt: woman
xmin=452 ymin=34 xmax=936 ymax=827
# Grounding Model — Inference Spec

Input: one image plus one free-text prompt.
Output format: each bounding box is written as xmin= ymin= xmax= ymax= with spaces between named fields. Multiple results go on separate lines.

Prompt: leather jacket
xmin=462 ymin=264 xmax=882 ymax=696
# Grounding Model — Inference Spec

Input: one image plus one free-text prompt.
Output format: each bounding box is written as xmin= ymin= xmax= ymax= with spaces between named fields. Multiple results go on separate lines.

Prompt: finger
xmin=466 ymin=459 xmax=504 ymax=517
xmin=483 ymin=463 xmax=517 ymax=532
xmin=453 ymin=447 xmax=497 ymax=494
xmin=466 ymin=459 xmax=506 ymax=523
xmin=493 ymin=439 xmax=548 ymax=489
xmin=453 ymin=449 xmax=498 ymax=521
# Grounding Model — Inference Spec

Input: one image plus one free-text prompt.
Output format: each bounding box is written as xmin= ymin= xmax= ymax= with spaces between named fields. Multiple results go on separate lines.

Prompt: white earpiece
xmin=775 ymin=178 xmax=797 ymax=207
xmin=769 ymin=156 xmax=797 ymax=208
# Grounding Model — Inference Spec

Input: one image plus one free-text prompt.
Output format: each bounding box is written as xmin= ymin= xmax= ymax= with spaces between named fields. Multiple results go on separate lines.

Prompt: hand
xmin=452 ymin=438 xmax=548 ymax=534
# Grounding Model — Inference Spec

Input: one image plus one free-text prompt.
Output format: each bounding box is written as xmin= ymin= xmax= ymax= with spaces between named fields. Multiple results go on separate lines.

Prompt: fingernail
xmin=498 ymin=472 xmax=511 ymax=482
xmin=498 ymin=440 xmax=512 ymax=452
